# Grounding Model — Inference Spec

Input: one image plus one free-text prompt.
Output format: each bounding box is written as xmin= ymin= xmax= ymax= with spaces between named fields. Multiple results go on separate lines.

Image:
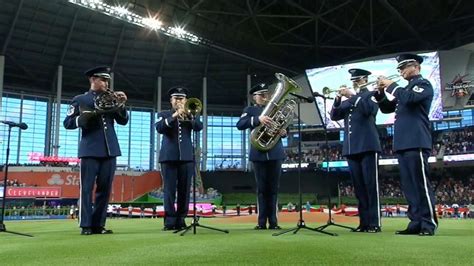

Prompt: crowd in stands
xmin=340 ymin=176 xmax=473 ymax=205
xmin=434 ymin=177 xmax=474 ymax=205
xmin=285 ymin=144 xmax=343 ymax=164
xmin=0 ymin=179 xmax=28 ymax=187
xmin=441 ymin=127 xmax=474 ymax=155
xmin=284 ymin=127 xmax=474 ymax=164
xmin=150 ymin=187 xmax=221 ymax=201
xmin=340 ymin=178 xmax=403 ymax=199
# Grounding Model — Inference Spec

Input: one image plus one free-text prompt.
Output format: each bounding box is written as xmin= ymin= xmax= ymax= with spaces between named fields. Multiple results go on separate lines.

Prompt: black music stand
xmin=314 ymin=95 xmax=355 ymax=233
xmin=0 ymin=123 xmax=33 ymax=237
xmin=175 ymin=116 xmax=229 ymax=236
xmin=273 ymin=93 xmax=335 ymax=236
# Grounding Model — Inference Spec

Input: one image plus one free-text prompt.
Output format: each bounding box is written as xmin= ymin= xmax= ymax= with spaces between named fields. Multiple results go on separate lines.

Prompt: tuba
xmin=250 ymin=73 xmax=301 ymax=151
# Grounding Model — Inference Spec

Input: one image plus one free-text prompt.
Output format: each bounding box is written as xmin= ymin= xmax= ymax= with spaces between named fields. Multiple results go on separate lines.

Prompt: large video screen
xmin=305 ymin=52 xmax=443 ymax=129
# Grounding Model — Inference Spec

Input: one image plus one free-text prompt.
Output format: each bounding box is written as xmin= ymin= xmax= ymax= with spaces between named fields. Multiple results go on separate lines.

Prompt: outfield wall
xmin=201 ymin=170 xmax=350 ymax=196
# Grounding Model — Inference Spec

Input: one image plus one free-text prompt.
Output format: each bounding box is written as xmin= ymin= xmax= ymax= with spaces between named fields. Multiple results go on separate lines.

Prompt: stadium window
xmin=205 ymin=114 xmax=245 ymax=171
xmin=18 ymin=97 xmax=48 ymax=163
xmin=128 ymin=108 xmax=152 ymax=170
xmin=0 ymin=95 xmax=22 ymax=164
xmin=56 ymin=102 xmax=80 ymax=159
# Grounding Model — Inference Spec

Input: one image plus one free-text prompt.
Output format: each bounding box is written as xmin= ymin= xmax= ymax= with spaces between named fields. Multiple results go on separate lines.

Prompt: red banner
xmin=5 ymin=187 xmax=62 ymax=198
xmin=2 ymin=170 xmax=162 ymax=201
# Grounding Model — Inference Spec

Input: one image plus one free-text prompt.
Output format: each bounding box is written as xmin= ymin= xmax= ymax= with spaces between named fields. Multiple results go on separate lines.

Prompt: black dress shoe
xmin=419 ymin=229 xmax=434 ymax=236
xmin=92 ymin=227 xmax=113 ymax=234
xmin=268 ymin=225 xmax=282 ymax=230
xmin=351 ymin=226 xmax=368 ymax=232
xmin=81 ymin=228 xmax=92 ymax=235
xmin=254 ymin=225 xmax=266 ymax=230
xmin=162 ymin=226 xmax=175 ymax=231
xmin=395 ymin=229 xmax=419 ymax=235
xmin=367 ymin=226 xmax=381 ymax=233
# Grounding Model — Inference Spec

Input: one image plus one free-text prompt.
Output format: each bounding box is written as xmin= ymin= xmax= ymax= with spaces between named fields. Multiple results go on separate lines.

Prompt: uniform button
xmin=103 ymin=122 xmax=106 ymax=125
xmin=104 ymin=127 xmax=108 ymax=130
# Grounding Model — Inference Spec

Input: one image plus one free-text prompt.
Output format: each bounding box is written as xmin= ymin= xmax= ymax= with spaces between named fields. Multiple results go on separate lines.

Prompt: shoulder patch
xmin=240 ymin=113 xmax=248 ymax=118
xmin=412 ymin=86 xmax=424 ymax=93
xmin=67 ymin=105 xmax=75 ymax=116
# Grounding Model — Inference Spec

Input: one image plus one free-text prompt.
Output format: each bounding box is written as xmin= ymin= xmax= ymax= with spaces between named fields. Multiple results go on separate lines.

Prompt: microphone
xmin=1 ymin=121 xmax=28 ymax=130
xmin=289 ymin=93 xmax=314 ymax=103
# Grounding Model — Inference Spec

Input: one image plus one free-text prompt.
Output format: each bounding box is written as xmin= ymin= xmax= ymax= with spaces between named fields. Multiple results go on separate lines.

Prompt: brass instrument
xmin=322 ymin=87 xmax=340 ymax=95
xmin=178 ymin=98 xmax=202 ymax=120
xmin=250 ymin=73 xmax=300 ymax=151
xmin=357 ymin=74 xmax=401 ymax=90
xmin=321 ymin=74 xmax=402 ymax=97
xmin=93 ymin=89 xmax=125 ymax=114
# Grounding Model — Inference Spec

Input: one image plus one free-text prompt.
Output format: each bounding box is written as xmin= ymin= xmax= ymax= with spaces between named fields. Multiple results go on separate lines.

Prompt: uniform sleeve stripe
xmin=391 ymin=86 xmax=402 ymax=96
xmin=354 ymin=97 xmax=361 ymax=107
xmin=165 ymin=117 xmax=171 ymax=127
xmin=384 ymin=90 xmax=396 ymax=102
xmin=75 ymin=116 xmax=79 ymax=128
xmin=251 ymin=117 xmax=254 ymax=127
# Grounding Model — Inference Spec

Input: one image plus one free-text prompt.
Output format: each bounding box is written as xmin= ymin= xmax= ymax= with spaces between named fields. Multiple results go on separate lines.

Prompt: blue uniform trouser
xmin=252 ymin=160 xmax=282 ymax=227
xmin=79 ymin=157 xmax=116 ymax=229
xmin=347 ymin=152 xmax=381 ymax=228
xmin=396 ymin=149 xmax=438 ymax=233
xmin=161 ymin=161 xmax=193 ymax=228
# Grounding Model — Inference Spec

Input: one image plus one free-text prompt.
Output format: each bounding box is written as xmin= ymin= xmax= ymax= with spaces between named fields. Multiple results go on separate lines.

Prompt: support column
xmin=109 ymin=72 xmax=115 ymax=90
xmin=0 ymin=56 xmax=4 ymax=113
xmin=44 ymin=96 xmax=53 ymax=156
xmin=17 ymin=93 xmax=24 ymax=164
xmin=243 ymin=74 xmax=252 ymax=171
xmin=53 ymin=65 xmax=63 ymax=156
xmin=202 ymin=76 xmax=208 ymax=171
xmin=155 ymin=76 xmax=162 ymax=170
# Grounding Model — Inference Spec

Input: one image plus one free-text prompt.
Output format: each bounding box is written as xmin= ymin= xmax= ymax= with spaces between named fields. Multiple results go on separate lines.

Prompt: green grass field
xmin=0 ymin=217 xmax=473 ymax=265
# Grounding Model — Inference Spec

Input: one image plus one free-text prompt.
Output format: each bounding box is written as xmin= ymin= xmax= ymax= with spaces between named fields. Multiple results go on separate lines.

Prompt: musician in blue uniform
xmin=330 ymin=69 xmax=382 ymax=233
xmin=236 ymin=84 xmax=286 ymax=230
xmin=376 ymin=54 xmax=438 ymax=236
xmin=156 ymin=87 xmax=203 ymax=230
xmin=63 ymin=66 xmax=129 ymax=235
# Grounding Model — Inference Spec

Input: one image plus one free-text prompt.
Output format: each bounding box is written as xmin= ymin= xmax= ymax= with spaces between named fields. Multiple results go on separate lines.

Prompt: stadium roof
xmin=1 ymin=0 xmax=473 ymax=111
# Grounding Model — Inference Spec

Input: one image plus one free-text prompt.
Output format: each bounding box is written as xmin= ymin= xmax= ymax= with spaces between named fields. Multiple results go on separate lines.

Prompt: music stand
xmin=0 ymin=123 xmax=33 ymax=237
xmin=314 ymin=94 xmax=355 ymax=233
xmin=175 ymin=116 xmax=229 ymax=236
xmin=273 ymin=93 xmax=335 ymax=236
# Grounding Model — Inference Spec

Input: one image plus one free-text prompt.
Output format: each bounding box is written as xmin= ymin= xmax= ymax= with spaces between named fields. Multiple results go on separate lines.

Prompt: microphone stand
xmin=175 ymin=115 xmax=229 ymax=236
xmin=0 ymin=125 xmax=33 ymax=237
xmin=273 ymin=93 xmax=335 ymax=236
xmin=314 ymin=95 xmax=355 ymax=233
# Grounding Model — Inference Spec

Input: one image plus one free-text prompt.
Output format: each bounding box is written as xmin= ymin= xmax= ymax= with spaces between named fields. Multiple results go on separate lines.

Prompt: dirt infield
xmin=211 ymin=212 xmax=358 ymax=224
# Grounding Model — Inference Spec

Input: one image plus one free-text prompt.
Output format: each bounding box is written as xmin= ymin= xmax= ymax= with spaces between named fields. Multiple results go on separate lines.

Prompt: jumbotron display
xmin=305 ymin=52 xmax=443 ymax=129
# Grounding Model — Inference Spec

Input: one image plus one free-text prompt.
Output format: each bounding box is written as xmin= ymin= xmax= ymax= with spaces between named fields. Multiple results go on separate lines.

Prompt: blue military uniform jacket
xmin=63 ymin=89 xmax=129 ymax=158
xmin=156 ymin=110 xmax=203 ymax=162
xmin=376 ymin=75 xmax=433 ymax=152
xmin=331 ymin=90 xmax=381 ymax=156
xmin=236 ymin=105 xmax=286 ymax=161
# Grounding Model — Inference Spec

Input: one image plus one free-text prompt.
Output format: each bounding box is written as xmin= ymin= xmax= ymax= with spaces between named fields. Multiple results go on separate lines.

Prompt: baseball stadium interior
xmin=0 ymin=0 xmax=473 ymax=264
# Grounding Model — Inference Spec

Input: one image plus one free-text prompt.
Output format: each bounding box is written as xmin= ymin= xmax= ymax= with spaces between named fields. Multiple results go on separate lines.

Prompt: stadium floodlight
xmin=142 ymin=17 xmax=162 ymax=30
xmin=67 ymin=0 xmax=208 ymax=45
